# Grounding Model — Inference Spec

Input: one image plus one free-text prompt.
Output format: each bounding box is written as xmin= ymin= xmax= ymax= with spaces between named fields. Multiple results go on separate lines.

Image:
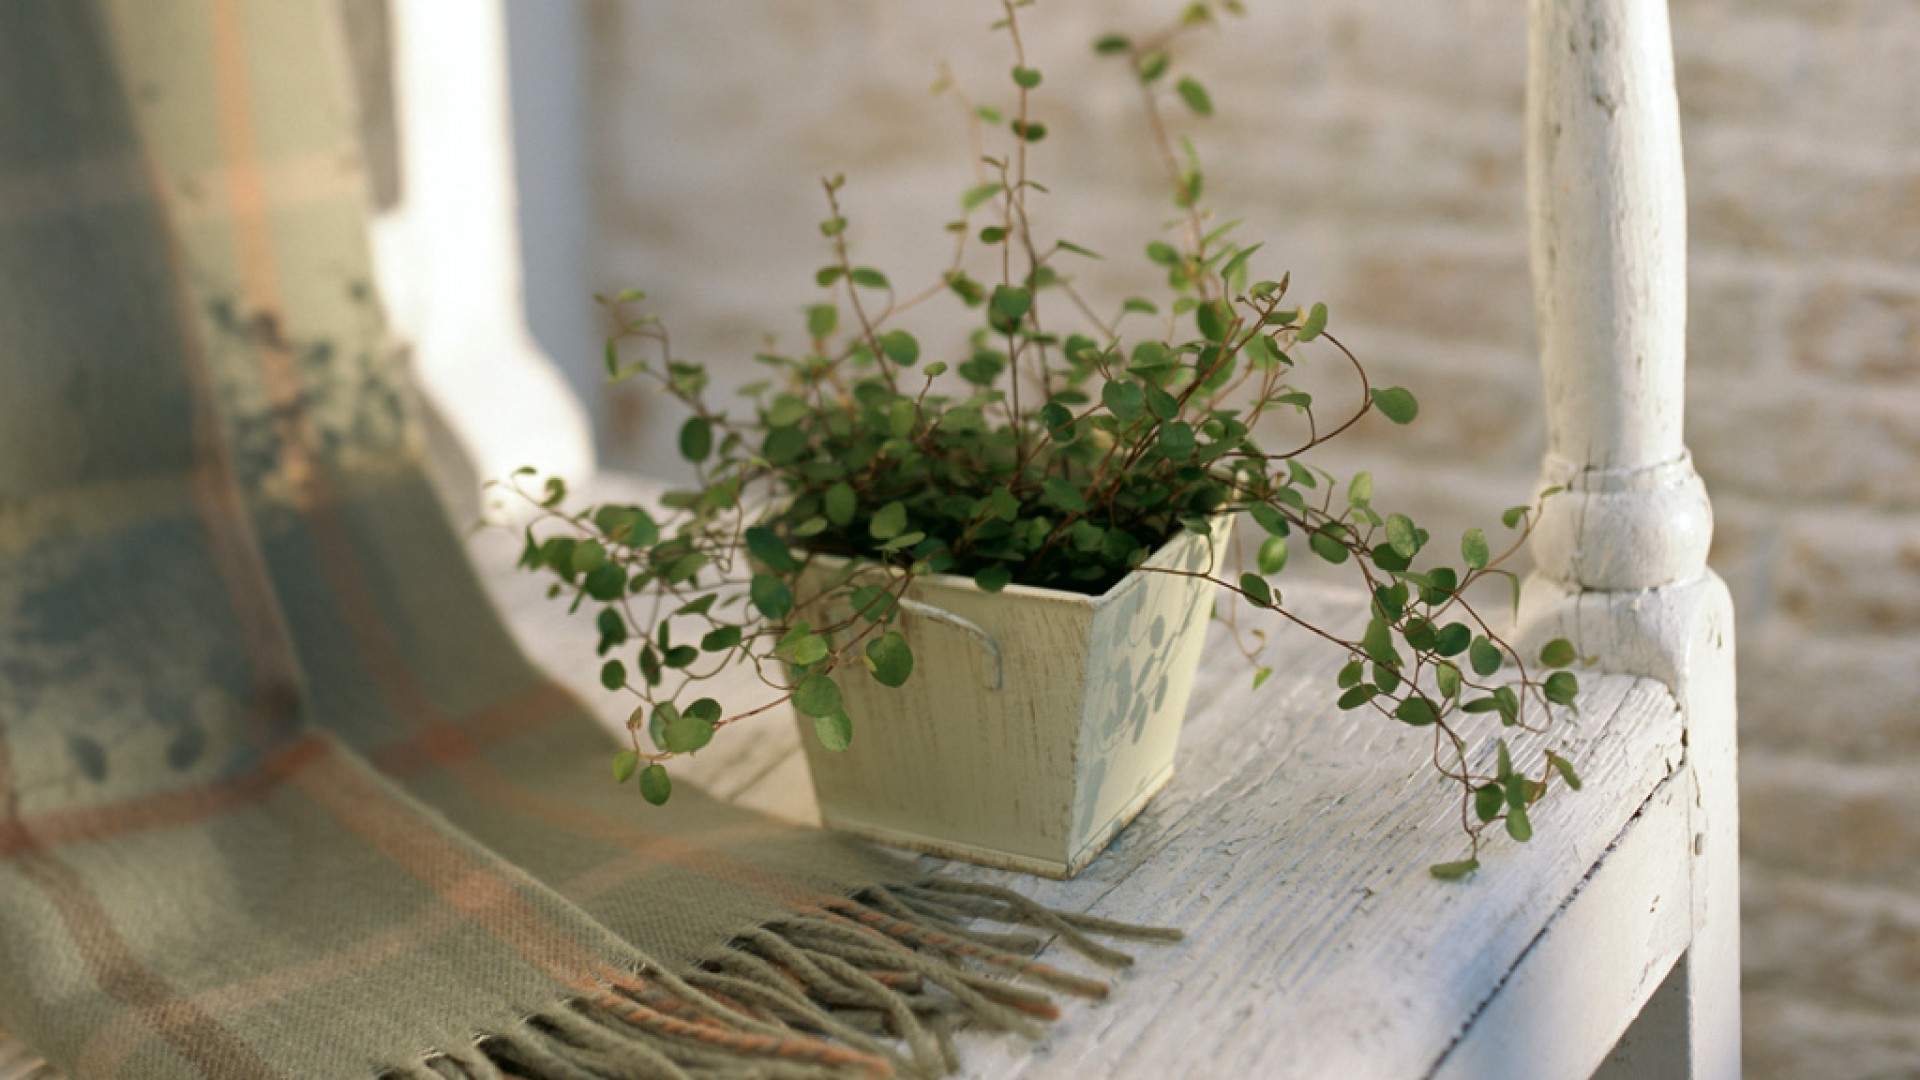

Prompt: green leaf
xmin=597 ymin=608 xmax=629 ymax=655
xmin=889 ymin=399 xmax=916 ymax=438
xmin=1253 ymin=667 xmax=1273 ymax=690
xmin=1436 ymin=661 xmax=1462 ymax=700
xmin=701 ymin=626 xmax=742 ymax=653
xmin=1544 ymin=671 xmax=1580 ymax=707
xmin=1145 ymin=240 xmax=1181 ymax=267
xmin=1297 ymin=301 xmax=1328 ymax=342
xmin=1137 ymin=50 xmax=1170 ymax=82
xmin=584 ymin=562 xmax=627 ymax=603
xmin=1102 ymin=379 xmax=1145 ymax=422
xmin=1042 ymin=477 xmax=1088 ymax=513
xmin=1144 ymin=383 xmax=1180 ymax=420
xmin=662 ymin=551 xmax=708 ymax=584
xmin=595 ymin=504 xmax=659 ymax=548
xmin=766 ymin=397 xmax=810 ymax=427
xmin=638 ymin=763 xmax=672 ymax=805
xmin=1010 ymin=119 xmax=1047 ymax=142
xmin=789 ymin=634 xmax=829 ymax=667
xmin=807 ymin=303 xmax=838 ymax=339
xmin=1496 ymin=739 xmax=1515 ymax=779
xmin=1462 ymin=527 xmax=1491 ymax=570
xmin=974 ymin=564 xmax=1013 ymax=593
xmin=1220 ymin=243 xmax=1261 ymax=296
xmin=1475 ymin=784 xmax=1505 ymax=822
xmin=612 ymin=749 xmax=639 ymax=784
xmin=1371 ymin=386 xmax=1419 ymax=424
xmin=1495 ymin=686 xmax=1521 ymax=725
xmin=750 ymin=574 xmax=793 ymax=620
xmin=849 ymin=584 xmax=898 ymax=621
xmin=1256 ymin=536 xmax=1289 ymax=576
xmin=1347 ymin=472 xmax=1373 ymax=508
xmin=990 ymin=285 xmax=1032 ymax=324
xmin=1176 ymin=76 xmax=1214 ymax=116
xmin=878 ymin=329 xmax=920 ymax=366
xmin=678 ymin=416 xmax=714 ymax=463
xmin=1093 ymin=33 xmax=1132 ymax=54
xmin=1386 ymin=514 xmax=1420 ymax=559
xmin=1540 ymin=639 xmax=1577 ymax=668
xmin=1551 ymin=754 xmax=1584 ymax=791
xmin=571 ymin=540 xmax=607 ymax=574
xmin=866 ymin=632 xmax=913 ymax=687
xmin=1337 ymin=660 xmax=1364 ymax=689
xmin=745 ymin=526 xmax=800 ymax=572
xmin=1309 ymin=526 xmax=1350 ymax=565
xmin=1249 ymin=502 xmax=1291 ymax=538
xmin=1159 ymin=421 xmax=1195 ymax=458
xmin=1195 ymin=299 xmax=1230 ymax=343
xmin=849 ymin=267 xmax=890 ymax=289
xmin=1012 ymin=66 xmax=1042 ymax=88
xmin=1470 ymin=636 xmax=1503 ymax=677
xmin=813 ymin=709 xmax=854 ymax=752
xmin=815 ymin=265 xmax=844 ymax=287
xmin=1502 ymin=505 xmax=1529 ymax=529
xmin=1238 ymin=572 xmax=1273 ymax=607
xmin=1396 ymin=697 xmax=1438 ymax=727
xmin=1506 ymin=803 xmax=1533 ymax=843
xmin=1429 ymin=858 xmax=1480 ymax=881
xmin=869 ymin=501 xmax=908 ymax=540
xmin=824 ymin=482 xmax=858 ymax=526
xmin=675 ymin=594 xmax=718 ymax=617
xmin=600 ymin=660 xmax=627 ymax=690
xmin=792 ymin=673 xmax=844 ymax=718
xmin=1361 ymin=617 xmax=1398 ymax=667
xmin=662 ymin=713 xmax=714 ymax=754
xmin=1337 ymin=685 xmax=1376 ymax=710
xmin=961 ymin=182 xmax=1004 ymax=211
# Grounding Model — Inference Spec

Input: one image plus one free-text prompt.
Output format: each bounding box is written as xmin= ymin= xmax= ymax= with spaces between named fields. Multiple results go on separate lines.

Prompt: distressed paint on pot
xmin=793 ymin=517 xmax=1233 ymax=878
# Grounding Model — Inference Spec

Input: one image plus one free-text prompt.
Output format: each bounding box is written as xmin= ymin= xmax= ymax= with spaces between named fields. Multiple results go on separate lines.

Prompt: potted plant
xmin=498 ymin=0 xmax=1581 ymax=880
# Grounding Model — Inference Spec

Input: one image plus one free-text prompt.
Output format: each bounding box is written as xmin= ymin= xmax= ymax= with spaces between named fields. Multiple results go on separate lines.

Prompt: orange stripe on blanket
xmin=0 ymin=736 xmax=328 ymax=857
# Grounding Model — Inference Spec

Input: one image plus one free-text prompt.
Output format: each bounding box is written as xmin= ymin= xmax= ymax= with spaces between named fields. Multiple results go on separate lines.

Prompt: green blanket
xmin=0 ymin=4 xmax=1168 ymax=1077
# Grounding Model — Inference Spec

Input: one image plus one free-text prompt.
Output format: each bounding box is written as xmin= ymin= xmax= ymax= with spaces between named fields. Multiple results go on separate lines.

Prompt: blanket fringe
xmin=383 ymin=877 xmax=1180 ymax=1079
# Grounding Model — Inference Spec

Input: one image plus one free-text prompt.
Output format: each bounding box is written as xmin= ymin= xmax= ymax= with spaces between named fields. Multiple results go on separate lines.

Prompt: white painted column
xmin=1518 ymin=3 xmax=1739 ymax=1077
xmin=368 ymin=0 xmax=594 ymax=508
xmin=1524 ymin=0 xmax=1711 ymax=593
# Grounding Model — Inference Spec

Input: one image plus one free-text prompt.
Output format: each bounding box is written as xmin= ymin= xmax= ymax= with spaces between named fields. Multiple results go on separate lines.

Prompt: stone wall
xmin=582 ymin=2 xmax=1920 ymax=1074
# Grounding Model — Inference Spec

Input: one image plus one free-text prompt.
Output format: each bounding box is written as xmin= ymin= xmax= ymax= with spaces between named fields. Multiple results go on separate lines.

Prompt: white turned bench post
xmin=1516 ymin=1 xmax=1740 ymax=1077
xmin=1524 ymin=0 xmax=1710 ymax=596
xmin=367 ymin=0 xmax=595 ymax=518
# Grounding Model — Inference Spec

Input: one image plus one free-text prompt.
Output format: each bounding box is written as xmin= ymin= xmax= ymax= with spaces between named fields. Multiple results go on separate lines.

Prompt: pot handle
xmin=896 ymin=597 xmax=1002 ymax=692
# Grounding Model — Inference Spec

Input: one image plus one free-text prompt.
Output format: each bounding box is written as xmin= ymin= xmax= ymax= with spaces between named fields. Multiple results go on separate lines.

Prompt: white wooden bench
xmin=0 ymin=0 xmax=1736 ymax=1075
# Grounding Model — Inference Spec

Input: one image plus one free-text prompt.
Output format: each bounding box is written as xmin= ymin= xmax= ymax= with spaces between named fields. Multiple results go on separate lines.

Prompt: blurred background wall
xmin=441 ymin=1 xmax=1919 ymax=1075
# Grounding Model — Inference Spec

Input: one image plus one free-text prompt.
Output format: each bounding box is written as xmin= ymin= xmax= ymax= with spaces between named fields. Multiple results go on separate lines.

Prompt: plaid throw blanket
xmin=0 ymin=4 xmax=1172 ymax=1077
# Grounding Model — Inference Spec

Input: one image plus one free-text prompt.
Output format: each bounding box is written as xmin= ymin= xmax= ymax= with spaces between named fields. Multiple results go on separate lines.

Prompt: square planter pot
xmin=793 ymin=517 xmax=1231 ymax=878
